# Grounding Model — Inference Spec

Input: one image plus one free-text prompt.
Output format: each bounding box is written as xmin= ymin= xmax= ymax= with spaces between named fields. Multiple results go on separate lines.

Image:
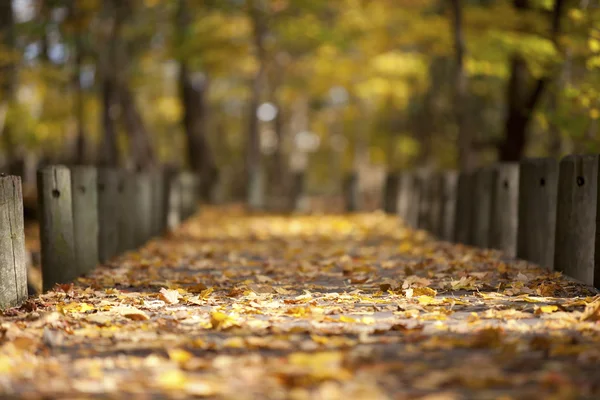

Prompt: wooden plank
xmin=291 ymin=171 xmax=306 ymax=212
xmin=70 ymin=166 xmax=99 ymax=275
xmin=555 ymin=155 xmax=598 ymax=286
xmin=489 ymin=163 xmax=520 ymax=257
xmin=0 ymin=175 xmax=27 ymax=308
xmin=517 ymin=158 xmax=558 ymax=270
xmin=38 ymin=166 xmax=76 ymax=291
xmin=134 ymin=172 xmax=153 ymax=246
xmin=382 ymin=172 xmax=400 ymax=214
xmin=469 ymin=167 xmax=496 ymax=248
xmin=343 ymin=172 xmax=360 ymax=212
xmin=428 ymin=173 xmax=444 ymax=236
xmin=179 ymin=172 xmax=198 ymax=220
xmin=150 ymin=169 xmax=165 ymax=237
xmin=97 ymin=168 xmax=120 ymax=262
xmin=453 ymin=171 xmax=473 ymax=244
xmin=440 ymin=171 xmax=458 ymax=241
xmin=117 ymin=170 xmax=137 ymax=253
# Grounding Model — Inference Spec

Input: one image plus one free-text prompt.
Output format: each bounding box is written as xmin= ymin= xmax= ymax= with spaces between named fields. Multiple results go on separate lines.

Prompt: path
xmin=1 ymin=207 xmax=600 ymax=399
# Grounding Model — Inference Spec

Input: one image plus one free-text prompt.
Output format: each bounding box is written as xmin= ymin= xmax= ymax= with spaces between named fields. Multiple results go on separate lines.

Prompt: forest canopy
xmin=0 ymin=0 xmax=597 ymax=200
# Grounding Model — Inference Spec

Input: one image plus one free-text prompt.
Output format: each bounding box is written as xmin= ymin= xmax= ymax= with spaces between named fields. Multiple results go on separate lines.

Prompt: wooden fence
xmin=0 ymin=166 xmax=200 ymax=308
xmin=378 ymin=156 xmax=600 ymax=289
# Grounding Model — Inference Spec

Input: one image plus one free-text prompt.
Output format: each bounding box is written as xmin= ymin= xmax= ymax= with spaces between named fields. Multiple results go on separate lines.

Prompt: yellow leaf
xmin=168 ymin=349 xmax=193 ymax=364
xmin=417 ymin=296 xmax=435 ymax=306
xmin=339 ymin=315 xmax=357 ymax=323
xmin=535 ymin=305 xmax=559 ymax=315
xmin=157 ymin=370 xmax=187 ymax=390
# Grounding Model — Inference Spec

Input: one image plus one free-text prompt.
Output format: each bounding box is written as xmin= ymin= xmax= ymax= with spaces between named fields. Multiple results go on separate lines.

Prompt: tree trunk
xmin=119 ymin=87 xmax=155 ymax=169
xmin=246 ymin=1 xmax=268 ymax=208
xmin=98 ymin=1 xmax=120 ymax=167
xmin=176 ymin=0 xmax=218 ymax=201
xmin=0 ymin=0 xmax=16 ymax=165
xmin=450 ymin=0 xmax=475 ymax=171
xmin=498 ymin=0 xmax=565 ymax=161
xmin=72 ymin=2 xmax=86 ymax=164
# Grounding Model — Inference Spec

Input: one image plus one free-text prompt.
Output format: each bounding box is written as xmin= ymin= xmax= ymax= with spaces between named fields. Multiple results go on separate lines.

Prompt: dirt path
xmin=1 ymin=207 xmax=599 ymax=399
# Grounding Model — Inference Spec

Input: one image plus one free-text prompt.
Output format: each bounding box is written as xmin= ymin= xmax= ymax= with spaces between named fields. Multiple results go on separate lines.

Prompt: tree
xmin=176 ymin=0 xmax=217 ymax=201
xmin=498 ymin=0 xmax=566 ymax=161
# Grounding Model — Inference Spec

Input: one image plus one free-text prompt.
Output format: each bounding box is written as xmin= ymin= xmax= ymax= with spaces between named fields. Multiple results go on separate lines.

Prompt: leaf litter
xmin=1 ymin=206 xmax=600 ymax=399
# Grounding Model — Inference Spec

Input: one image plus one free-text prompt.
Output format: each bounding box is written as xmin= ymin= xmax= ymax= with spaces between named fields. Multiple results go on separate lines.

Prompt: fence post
xmin=489 ymin=163 xmax=520 ymax=257
xmin=397 ymin=172 xmax=411 ymax=224
xmin=343 ymin=172 xmax=360 ymax=212
xmin=554 ymin=155 xmax=598 ymax=286
xmin=416 ymin=170 xmax=433 ymax=231
xmin=383 ymin=171 xmax=400 ymax=214
xmin=406 ymin=172 xmax=421 ymax=228
xmin=160 ymin=167 xmax=175 ymax=232
xmin=291 ymin=171 xmax=306 ymax=212
xmin=116 ymin=170 xmax=137 ymax=253
xmin=134 ymin=171 xmax=153 ymax=246
xmin=469 ymin=167 xmax=496 ymax=248
xmin=70 ymin=166 xmax=98 ymax=275
xmin=453 ymin=171 xmax=473 ymax=244
xmin=179 ymin=172 xmax=198 ymax=220
xmin=150 ymin=169 xmax=165 ymax=237
xmin=97 ymin=168 xmax=120 ymax=263
xmin=166 ymin=169 xmax=181 ymax=229
xmin=0 ymin=175 xmax=27 ymax=308
xmin=38 ymin=166 xmax=76 ymax=291
xmin=439 ymin=171 xmax=458 ymax=241
xmin=517 ymin=158 xmax=558 ymax=270
xmin=428 ymin=173 xmax=444 ymax=236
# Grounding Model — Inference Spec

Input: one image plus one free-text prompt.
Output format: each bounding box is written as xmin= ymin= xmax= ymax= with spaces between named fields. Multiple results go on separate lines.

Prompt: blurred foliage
xmin=1 ymin=0 xmax=599 ymax=192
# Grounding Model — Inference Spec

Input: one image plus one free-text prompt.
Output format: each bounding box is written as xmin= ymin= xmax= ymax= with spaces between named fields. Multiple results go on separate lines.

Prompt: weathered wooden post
xmin=397 ymin=172 xmax=411 ymax=223
xmin=517 ymin=158 xmax=558 ymax=270
xmin=134 ymin=171 xmax=153 ymax=246
xmin=160 ymin=167 xmax=175 ymax=232
xmin=453 ymin=171 xmax=473 ymax=244
xmin=417 ymin=170 xmax=433 ymax=231
xmin=489 ymin=163 xmax=520 ymax=257
xmin=291 ymin=171 xmax=306 ymax=212
xmin=469 ymin=167 xmax=496 ymax=248
xmin=0 ymin=175 xmax=27 ymax=308
xmin=150 ymin=169 xmax=165 ymax=237
xmin=117 ymin=170 xmax=137 ymax=253
xmin=179 ymin=172 xmax=198 ymax=220
xmin=428 ymin=173 xmax=444 ymax=236
xmin=166 ymin=168 xmax=181 ymax=229
xmin=70 ymin=166 xmax=98 ymax=275
xmin=554 ymin=155 xmax=599 ymax=286
xmin=405 ymin=172 xmax=421 ymax=228
xmin=343 ymin=172 xmax=360 ymax=212
xmin=382 ymin=171 xmax=400 ymax=214
xmin=38 ymin=166 xmax=76 ymax=291
xmin=98 ymin=168 xmax=120 ymax=262
xmin=439 ymin=171 xmax=458 ymax=241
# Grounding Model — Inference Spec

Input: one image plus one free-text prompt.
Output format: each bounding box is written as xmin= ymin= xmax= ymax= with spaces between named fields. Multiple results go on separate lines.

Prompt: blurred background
xmin=0 ymin=0 xmax=597 ymax=214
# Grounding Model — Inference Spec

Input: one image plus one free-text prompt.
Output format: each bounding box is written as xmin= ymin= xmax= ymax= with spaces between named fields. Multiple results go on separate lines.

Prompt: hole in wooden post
xmin=79 ymin=186 xmax=86 ymax=194
xmin=98 ymin=183 xmax=105 ymax=192
xmin=52 ymin=189 xmax=60 ymax=198
xmin=503 ymin=180 xmax=509 ymax=189
xmin=118 ymin=183 xmax=125 ymax=193
xmin=540 ymin=178 xmax=546 ymax=187
xmin=577 ymin=176 xmax=585 ymax=187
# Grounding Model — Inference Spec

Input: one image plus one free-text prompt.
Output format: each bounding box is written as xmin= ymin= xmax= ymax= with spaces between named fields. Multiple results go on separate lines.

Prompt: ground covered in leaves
xmin=2 ymin=206 xmax=600 ymax=399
